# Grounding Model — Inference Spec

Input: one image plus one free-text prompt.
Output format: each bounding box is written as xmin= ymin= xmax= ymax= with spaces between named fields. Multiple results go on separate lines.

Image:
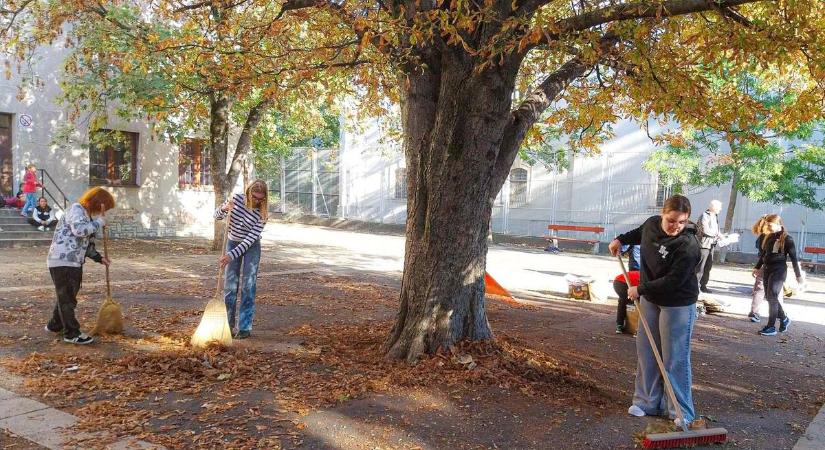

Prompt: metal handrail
xmin=38 ymin=169 xmax=68 ymax=210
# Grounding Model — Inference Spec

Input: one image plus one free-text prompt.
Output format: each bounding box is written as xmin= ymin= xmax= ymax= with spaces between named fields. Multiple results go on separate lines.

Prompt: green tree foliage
xmin=645 ymin=73 xmax=825 ymax=230
xmin=253 ymin=106 xmax=340 ymax=184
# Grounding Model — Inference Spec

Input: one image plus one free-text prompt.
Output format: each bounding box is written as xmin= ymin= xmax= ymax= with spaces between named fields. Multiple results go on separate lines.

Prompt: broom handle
xmin=101 ymin=206 xmax=111 ymax=299
xmin=616 ymin=254 xmax=689 ymax=433
xmin=216 ymin=204 xmax=232 ymax=298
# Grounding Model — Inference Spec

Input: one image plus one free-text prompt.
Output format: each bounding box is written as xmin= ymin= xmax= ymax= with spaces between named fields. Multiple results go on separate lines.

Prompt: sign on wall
xmin=18 ymin=114 xmax=33 ymax=129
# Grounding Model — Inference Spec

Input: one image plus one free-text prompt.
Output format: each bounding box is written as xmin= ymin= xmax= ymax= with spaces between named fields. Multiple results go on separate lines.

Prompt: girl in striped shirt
xmin=215 ymin=179 xmax=268 ymax=339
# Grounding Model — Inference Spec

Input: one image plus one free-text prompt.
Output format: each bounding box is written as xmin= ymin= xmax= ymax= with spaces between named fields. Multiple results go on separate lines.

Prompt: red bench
xmin=802 ymin=246 xmax=825 ymax=273
xmin=545 ymin=224 xmax=604 ymax=254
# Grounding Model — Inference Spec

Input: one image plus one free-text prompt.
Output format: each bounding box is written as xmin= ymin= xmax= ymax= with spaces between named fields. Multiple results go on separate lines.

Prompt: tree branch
xmin=540 ymin=0 xmax=764 ymax=43
xmin=0 ymin=0 xmax=35 ymax=36
xmin=494 ymin=34 xmax=621 ymax=186
xmin=230 ymin=98 xmax=273 ymax=179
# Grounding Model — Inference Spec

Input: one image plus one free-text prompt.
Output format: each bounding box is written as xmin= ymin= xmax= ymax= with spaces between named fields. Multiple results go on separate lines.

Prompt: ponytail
xmin=751 ymin=216 xmax=768 ymax=235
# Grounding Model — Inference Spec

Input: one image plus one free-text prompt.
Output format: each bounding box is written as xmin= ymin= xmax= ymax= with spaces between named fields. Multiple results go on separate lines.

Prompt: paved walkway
xmin=0 ymin=367 xmax=164 ymax=449
xmin=1 ymin=221 xmax=823 ymax=448
xmin=263 ymin=223 xmax=825 ymax=324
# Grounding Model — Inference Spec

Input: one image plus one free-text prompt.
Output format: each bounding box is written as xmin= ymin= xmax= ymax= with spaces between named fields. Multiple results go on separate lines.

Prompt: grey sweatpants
xmin=632 ymin=296 xmax=697 ymax=423
xmin=751 ymin=270 xmax=784 ymax=316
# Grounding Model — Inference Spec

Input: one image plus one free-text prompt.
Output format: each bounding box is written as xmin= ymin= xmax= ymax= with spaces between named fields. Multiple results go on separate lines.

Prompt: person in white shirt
xmin=696 ymin=200 xmax=722 ymax=293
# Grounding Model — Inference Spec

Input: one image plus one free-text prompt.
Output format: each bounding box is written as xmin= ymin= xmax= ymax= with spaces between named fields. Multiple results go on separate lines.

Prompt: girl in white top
xmin=214 ymin=179 xmax=268 ymax=339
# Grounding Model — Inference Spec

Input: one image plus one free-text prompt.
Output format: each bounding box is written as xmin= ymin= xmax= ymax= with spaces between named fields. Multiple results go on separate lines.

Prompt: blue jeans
xmin=223 ymin=239 xmax=261 ymax=332
xmin=621 ymin=244 xmax=642 ymax=270
xmin=22 ymin=193 xmax=36 ymax=216
xmin=633 ymin=296 xmax=697 ymax=423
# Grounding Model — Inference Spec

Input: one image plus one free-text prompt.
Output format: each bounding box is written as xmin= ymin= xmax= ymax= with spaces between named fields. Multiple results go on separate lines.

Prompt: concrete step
xmin=0 ymin=212 xmax=29 ymax=221
xmin=0 ymin=230 xmax=54 ymax=240
xmin=0 ymin=208 xmax=27 ymax=217
xmin=0 ymin=214 xmax=29 ymax=222
xmin=0 ymin=223 xmax=43 ymax=231
xmin=0 ymin=219 xmax=29 ymax=226
xmin=0 ymin=238 xmax=52 ymax=248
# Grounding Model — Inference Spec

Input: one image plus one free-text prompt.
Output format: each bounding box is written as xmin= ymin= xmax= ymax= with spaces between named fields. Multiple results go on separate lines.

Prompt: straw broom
xmin=191 ymin=212 xmax=233 ymax=347
xmin=91 ymin=207 xmax=124 ymax=335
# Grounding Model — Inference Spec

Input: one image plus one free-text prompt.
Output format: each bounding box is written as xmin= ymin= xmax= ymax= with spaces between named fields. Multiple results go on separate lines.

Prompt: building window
xmin=509 ymin=168 xmax=528 ymax=207
xmin=178 ymin=139 xmax=212 ymax=188
xmin=395 ymin=167 xmax=407 ymax=199
xmin=655 ymin=177 xmax=682 ymax=207
xmin=89 ymin=130 xmax=139 ymax=186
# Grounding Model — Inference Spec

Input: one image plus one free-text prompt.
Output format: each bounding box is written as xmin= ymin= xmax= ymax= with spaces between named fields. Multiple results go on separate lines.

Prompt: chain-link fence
xmin=270 ymin=148 xmax=340 ymax=217
xmin=265 ymin=149 xmax=824 ymax=260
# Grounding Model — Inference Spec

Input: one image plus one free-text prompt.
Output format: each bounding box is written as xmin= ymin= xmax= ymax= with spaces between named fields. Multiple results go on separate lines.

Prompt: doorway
xmin=0 ymin=113 xmax=12 ymax=197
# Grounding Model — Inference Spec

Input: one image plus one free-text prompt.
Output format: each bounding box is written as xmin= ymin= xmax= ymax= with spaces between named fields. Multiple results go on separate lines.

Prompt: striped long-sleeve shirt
xmin=214 ymin=193 xmax=265 ymax=260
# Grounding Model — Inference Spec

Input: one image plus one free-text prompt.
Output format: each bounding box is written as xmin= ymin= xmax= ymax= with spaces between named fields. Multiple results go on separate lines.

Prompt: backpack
xmin=694 ymin=212 xmax=705 ymax=238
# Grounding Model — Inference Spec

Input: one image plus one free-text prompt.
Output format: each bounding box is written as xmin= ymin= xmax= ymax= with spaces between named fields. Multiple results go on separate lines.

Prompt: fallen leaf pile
xmin=0 ymin=320 xmax=612 ymax=449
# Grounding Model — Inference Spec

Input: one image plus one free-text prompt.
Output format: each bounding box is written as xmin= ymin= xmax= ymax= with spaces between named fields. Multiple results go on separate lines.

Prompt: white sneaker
xmin=674 ymin=418 xmax=689 ymax=429
xmin=38 ymin=225 xmax=45 ymax=231
xmin=628 ymin=405 xmax=646 ymax=417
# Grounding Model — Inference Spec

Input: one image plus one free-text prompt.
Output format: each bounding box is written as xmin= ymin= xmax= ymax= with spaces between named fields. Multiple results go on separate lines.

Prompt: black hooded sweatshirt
xmin=616 ymin=215 xmax=701 ymax=307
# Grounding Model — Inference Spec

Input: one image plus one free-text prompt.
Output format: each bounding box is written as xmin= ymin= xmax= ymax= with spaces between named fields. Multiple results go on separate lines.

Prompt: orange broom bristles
xmin=91 ymin=211 xmax=124 ymax=336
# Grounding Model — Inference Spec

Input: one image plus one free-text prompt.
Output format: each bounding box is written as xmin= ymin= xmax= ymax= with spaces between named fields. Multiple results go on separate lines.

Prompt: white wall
xmin=340 ymin=115 xmax=825 ymax=256
xmin=339 ymin=117 xmax=406 ymax=224
xmin=1 ymin=39 xmax=217 ymax=237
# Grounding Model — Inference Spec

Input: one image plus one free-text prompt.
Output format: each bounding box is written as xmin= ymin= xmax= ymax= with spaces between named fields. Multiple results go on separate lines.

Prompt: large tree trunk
xmin=383 ymin=33 xmax=603 ymax=362
xmin=384 ymin=49 xmax=523 ymax=362
xmin=210 ymin=92 xmax=232 ymax=250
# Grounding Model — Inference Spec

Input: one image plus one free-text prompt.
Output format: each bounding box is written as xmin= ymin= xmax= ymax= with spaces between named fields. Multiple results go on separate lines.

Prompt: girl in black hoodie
xmin=608 ymin=194 xmax=701 ymax=428
xmin=752 ymin=214 xmax=802 ymax=336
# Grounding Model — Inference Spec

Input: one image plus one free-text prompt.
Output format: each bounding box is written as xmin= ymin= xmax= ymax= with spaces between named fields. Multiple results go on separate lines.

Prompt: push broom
xmin=616 ymin=254 xmax=727 ymax=449
xmin=191 ymin=213 xmax=233 ymax=348
xmin=91 ymin=207 xmax=124 ymax=336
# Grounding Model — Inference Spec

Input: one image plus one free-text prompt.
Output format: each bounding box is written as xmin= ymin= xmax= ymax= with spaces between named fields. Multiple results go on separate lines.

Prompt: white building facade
xmin=4 ymin=43 xmax=824 ymax=256
xmin=1 ymin=43 xmax=226 ymax=238
xmin=278 ymin=116 xmax=824 ymax=261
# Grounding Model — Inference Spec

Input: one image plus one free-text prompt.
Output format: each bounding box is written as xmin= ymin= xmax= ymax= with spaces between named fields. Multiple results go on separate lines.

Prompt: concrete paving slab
xmin=107 ymin=438 xmax=167 ymax=449
xmin=794 ymin=404 xmax=825 ymax=450
xmin=0 ymin=407 xmax=76 ymax=438
xmin=0 ymin=397 xmax=49 ymax=419
xmin=0 ymin=386 xmax=17 ymax=401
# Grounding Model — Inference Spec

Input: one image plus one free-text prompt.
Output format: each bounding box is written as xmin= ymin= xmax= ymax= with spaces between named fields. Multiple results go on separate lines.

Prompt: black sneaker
xmin=616 ymin=325 xmax=625 ymax=334
xmin=758 ymin=326 xmax=777 ymax=336
xmin=44 ymin=325 xmax=62 ymax=334
xmin=748 ymin=312 xmax=761 ymax=323
xmin=235 ymin=330 xmax=251 ymax=339
xmin=63 ymin=333 xmax=94 ymax=345
xmin=779 ymin=317 xmax=791 ymax=333
xmin=700 ymin=286 xmax=711 ymax=294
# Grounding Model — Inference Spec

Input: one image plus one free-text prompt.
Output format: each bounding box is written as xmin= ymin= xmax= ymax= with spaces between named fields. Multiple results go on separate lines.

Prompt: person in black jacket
xmin=608 ymin=194 xmax=701 ymax=428
xmin=28 ymin=197 xmax=58 ymax=231
xmin=752 ymin=214 xmax=803 ymax=336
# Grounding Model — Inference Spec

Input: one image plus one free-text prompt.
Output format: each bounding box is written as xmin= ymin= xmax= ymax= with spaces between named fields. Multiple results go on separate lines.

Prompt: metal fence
xmin=272 ymin=148 xmax=340 ymax=217
xmin=266 ymin=150 xmax=825 ymax=261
